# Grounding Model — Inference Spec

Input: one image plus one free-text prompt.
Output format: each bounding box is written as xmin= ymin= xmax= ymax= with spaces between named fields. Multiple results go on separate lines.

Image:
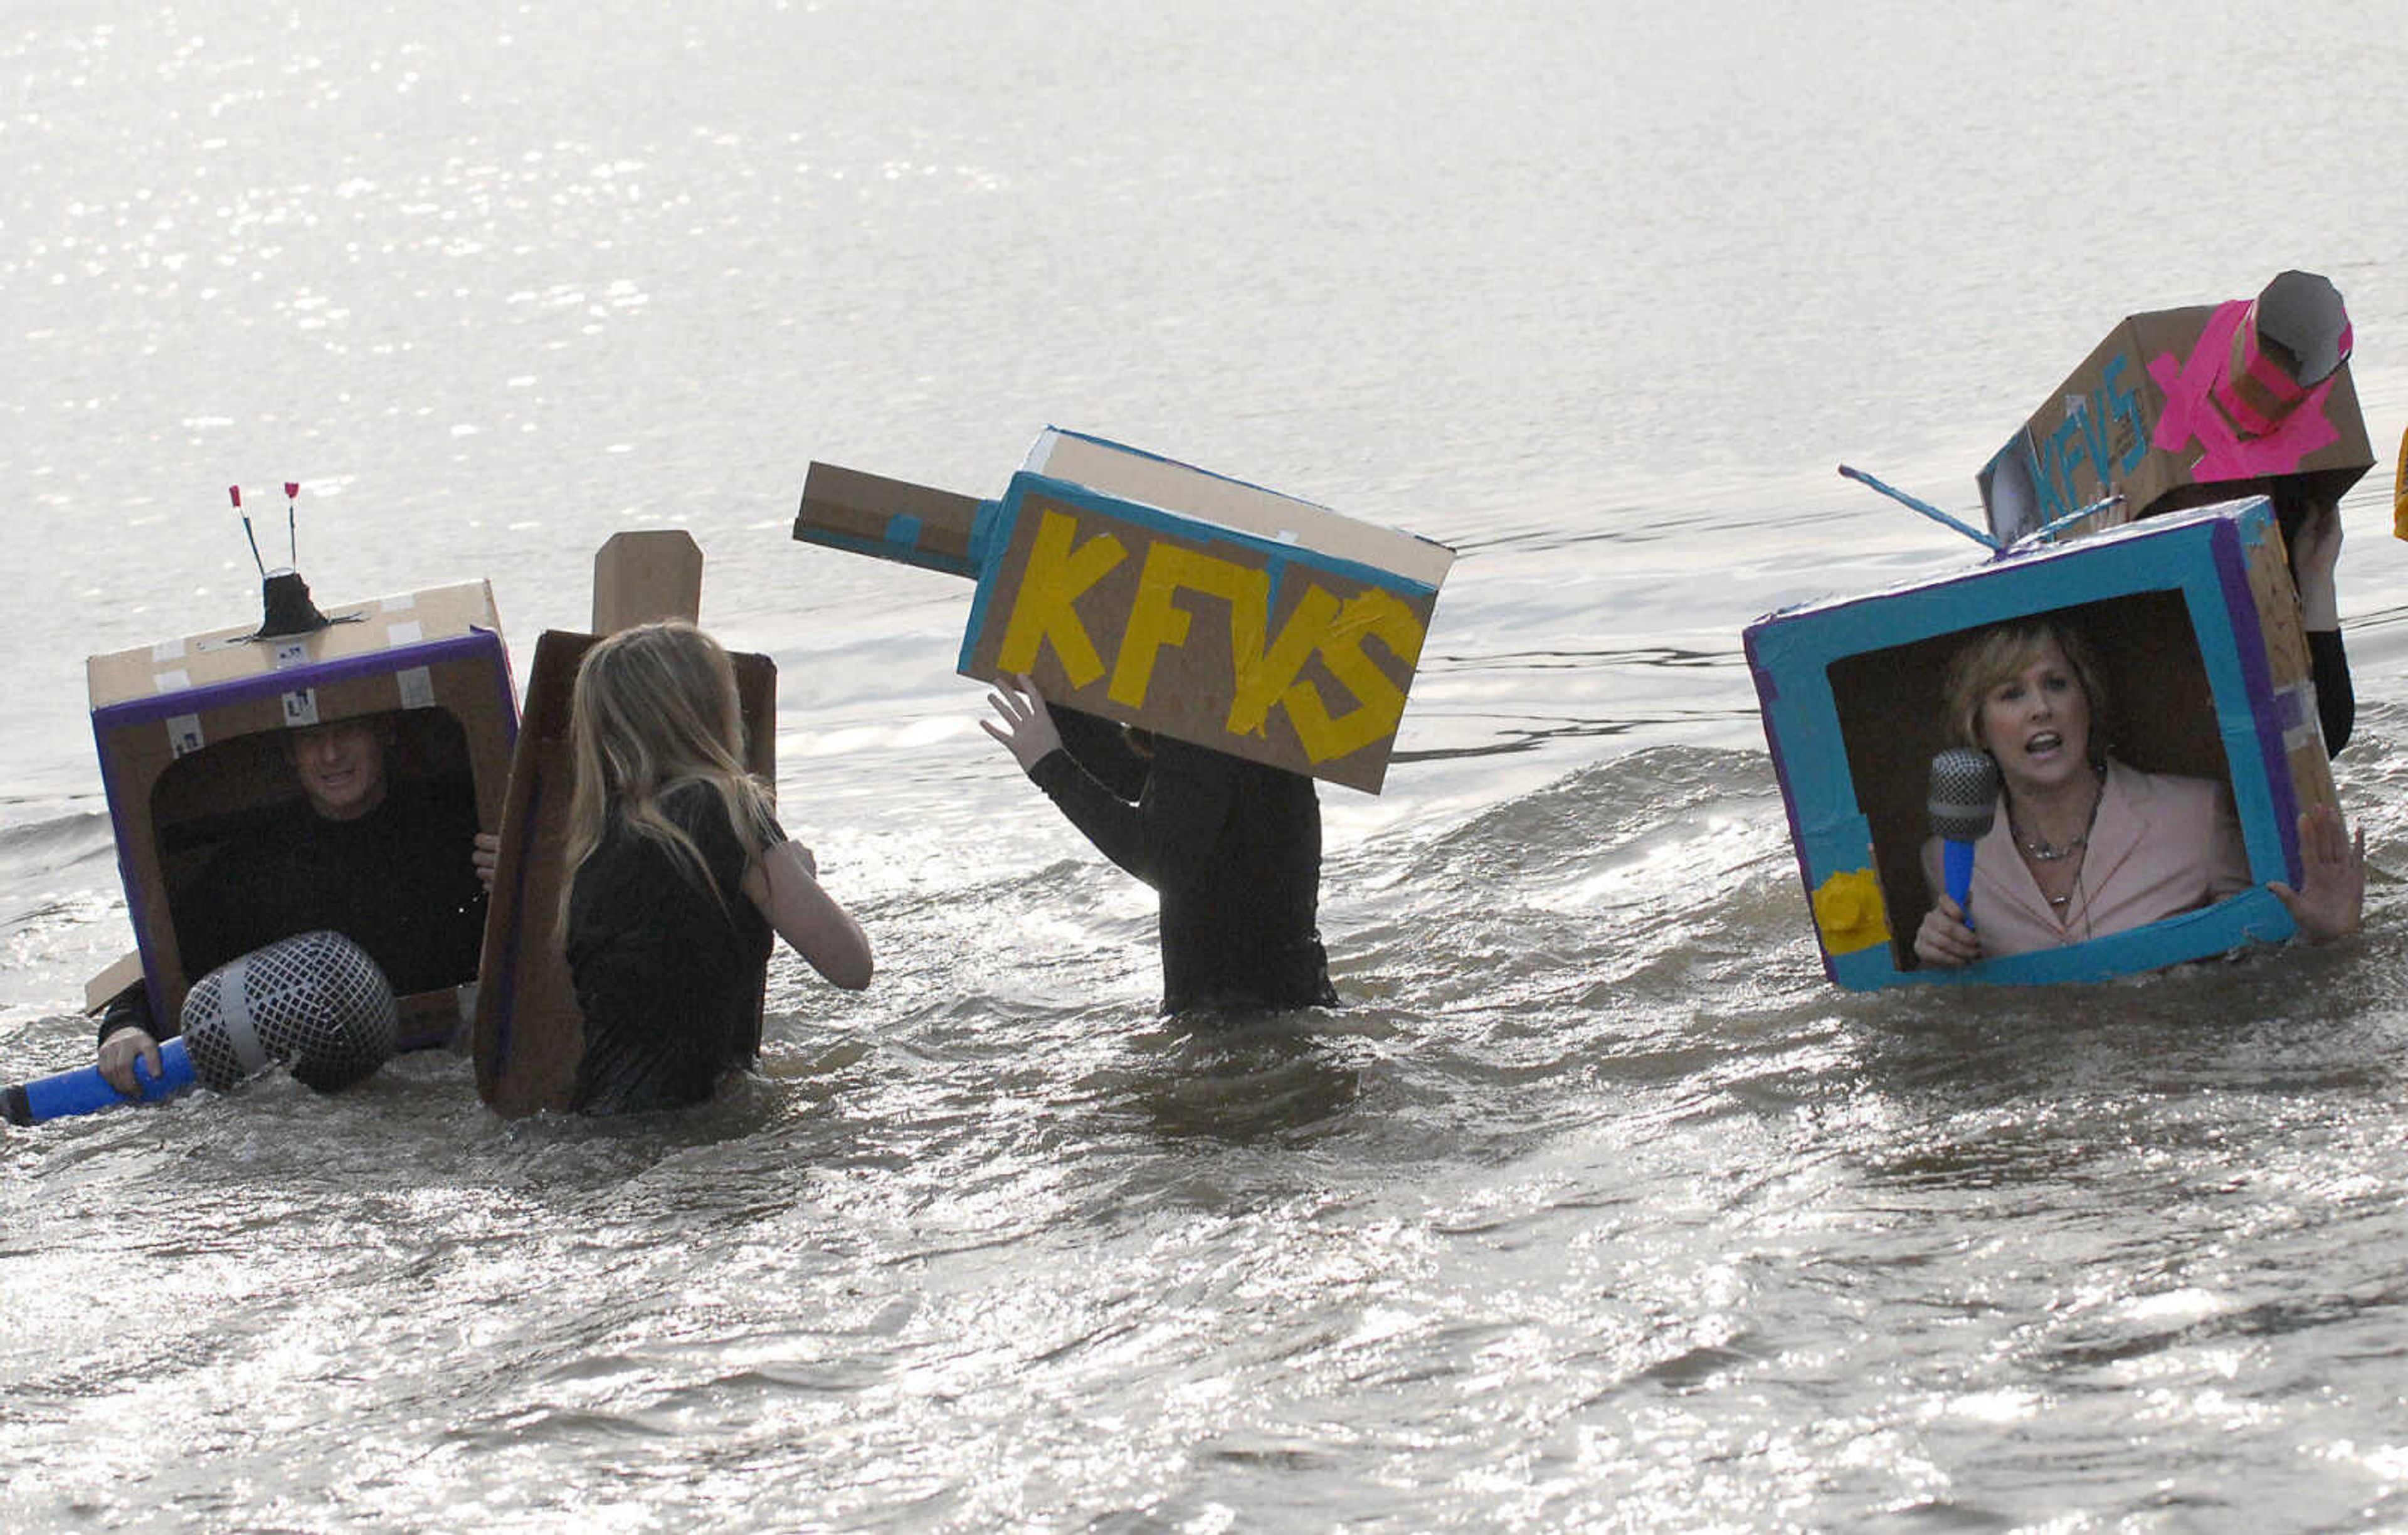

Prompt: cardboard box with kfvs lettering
xmin=1978 ymin=270 xmax=2375 ymax=546
xmin=795 ymin=429 xmax=1455 ymax=794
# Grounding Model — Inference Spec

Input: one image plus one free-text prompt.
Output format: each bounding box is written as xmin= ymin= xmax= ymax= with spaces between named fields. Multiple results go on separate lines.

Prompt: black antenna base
xmin=258 ymin=570 xmax=332 ymax=638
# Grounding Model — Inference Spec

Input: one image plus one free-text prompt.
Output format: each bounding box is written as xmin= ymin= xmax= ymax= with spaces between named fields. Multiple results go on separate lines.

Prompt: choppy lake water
xmin=6 ymin=3 xmax=2408 ymax=1529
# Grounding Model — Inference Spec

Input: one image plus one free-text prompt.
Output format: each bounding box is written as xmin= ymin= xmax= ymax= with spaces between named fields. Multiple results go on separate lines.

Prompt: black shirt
xmin=2309 ymin=626 xmax=2353 ymax=757
xmin=113 ymin=778 xmax=488 ymax=1042
xmin=1028 ymin=709 xmax=1336 ymax=1014
xmin=566 ymin=781 xmax=778 ymax=1114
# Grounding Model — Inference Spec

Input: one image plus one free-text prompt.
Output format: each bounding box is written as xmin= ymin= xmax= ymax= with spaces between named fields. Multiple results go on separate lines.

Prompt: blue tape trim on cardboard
xmin=957 ymin=471 xmax=1437 ymax=675
xmin=1826 ymin=890 xmax=2295 ymax=989
xmin=793 ymin=522 xmax=980 ymax=580
xmin=1746 ymin=497 xmax=2305 ymax=989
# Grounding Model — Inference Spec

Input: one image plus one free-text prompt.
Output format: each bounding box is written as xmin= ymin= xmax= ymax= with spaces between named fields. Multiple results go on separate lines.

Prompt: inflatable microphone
xmin=1928 ymin=749 xmax=2002 ymax=929
xmin=2 ymin=931 xmax=399 ymax=1126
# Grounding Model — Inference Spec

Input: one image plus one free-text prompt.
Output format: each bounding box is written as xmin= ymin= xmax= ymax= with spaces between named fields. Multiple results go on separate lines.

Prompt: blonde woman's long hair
xmin=558 ymin=621 xmax=777 ymax=939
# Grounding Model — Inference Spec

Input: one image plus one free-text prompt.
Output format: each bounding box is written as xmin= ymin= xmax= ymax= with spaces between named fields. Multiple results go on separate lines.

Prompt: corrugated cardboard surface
xmin=88 ymin=581 xmax=502 ymax=710
xmin=1025 ymin=428 xmax=1456 ymax=589
xmin=591 ymin=530 xmax=704 ymax=634
xmin=793 ymin=462 xmax=985 ymax=579
xmin=793 ymin=434 xmax=1456 ymax=794
xmin=1979 ymin=305 xmax=2374 ymax=544
xmin=1745 ymin=497 xmax=2330 ymax=989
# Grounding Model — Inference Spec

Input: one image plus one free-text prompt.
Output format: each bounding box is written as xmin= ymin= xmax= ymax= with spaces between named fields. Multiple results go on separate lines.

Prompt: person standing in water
xmin=559 ymin=621 xmax=872 ymax=1112
xmin=1911 ymin=618 xmax=2362 ymax=966
xmin=982 ymin=673 xmax=1337 ymax=1015
xmin=2275 ymin=480 xmax=2354 ymax=757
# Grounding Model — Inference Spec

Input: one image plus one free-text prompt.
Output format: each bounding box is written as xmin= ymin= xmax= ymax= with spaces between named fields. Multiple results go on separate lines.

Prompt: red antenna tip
xmin=228 ymin=485 xmax=242 ymax=507
xmin=283 ymin=482 xmax=299 ymax=499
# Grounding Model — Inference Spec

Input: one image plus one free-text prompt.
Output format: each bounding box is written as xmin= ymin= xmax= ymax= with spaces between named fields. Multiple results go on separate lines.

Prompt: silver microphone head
xmin=1928 ymin=748 xmax=2002 ymax=843
xmin=179 ymin=930 xmax=399 ymax=1094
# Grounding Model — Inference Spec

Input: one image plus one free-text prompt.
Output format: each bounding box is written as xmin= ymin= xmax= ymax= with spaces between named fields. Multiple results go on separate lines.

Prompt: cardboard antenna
xmin=231 ymin=483 xmax=334 ymax=638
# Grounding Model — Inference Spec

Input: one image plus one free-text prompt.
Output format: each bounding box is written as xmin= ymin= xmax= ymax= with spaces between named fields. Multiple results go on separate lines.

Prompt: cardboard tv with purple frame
xmin=86 ymin=581 xmax=518 ymax=1048
xmin=1744 ymin=497 xmax=2337 ymax=988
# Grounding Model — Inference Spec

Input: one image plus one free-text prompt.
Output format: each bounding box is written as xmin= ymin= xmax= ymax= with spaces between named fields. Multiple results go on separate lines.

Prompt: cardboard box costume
xmin=1746 ymin=498 xmax=2335 ymax=988
xmin=794 ymin=429 xmax=1455 ymax=795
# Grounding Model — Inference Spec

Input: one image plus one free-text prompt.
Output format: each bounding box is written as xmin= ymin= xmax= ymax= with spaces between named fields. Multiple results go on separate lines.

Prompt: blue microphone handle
xmin=1943 ymin=837 xmax=1978 ymax=930
xmin=3 ymin=1037 xmax=196 ymax=1126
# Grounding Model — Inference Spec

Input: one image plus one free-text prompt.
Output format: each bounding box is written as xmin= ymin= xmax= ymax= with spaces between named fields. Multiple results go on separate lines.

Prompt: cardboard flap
xmin=794 ymin=462 xmax=985 ymax=579
xmin=82 ymin=950 xmax=144 ymax=1015
xmin=592 ymin=530 xmax=703 ymax=633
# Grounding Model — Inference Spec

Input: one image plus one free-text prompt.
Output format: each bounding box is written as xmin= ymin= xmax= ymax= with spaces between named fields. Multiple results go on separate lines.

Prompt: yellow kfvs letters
xmin=991 ymin=507 xmax=1430 ymax=767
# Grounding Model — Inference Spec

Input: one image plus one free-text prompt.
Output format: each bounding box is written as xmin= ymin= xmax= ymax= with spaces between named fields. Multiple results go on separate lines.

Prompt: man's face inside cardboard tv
xmin=285 ymin=717 xmax=391 ymax=823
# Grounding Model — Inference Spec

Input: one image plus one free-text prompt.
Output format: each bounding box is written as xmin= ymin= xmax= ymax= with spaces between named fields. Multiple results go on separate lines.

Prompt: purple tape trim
xmin=2209 ymin=519 xmax=2303 ymax=885
xmin=91 ymin=631 xmax=507 ymax=732
xmin=88 ymin=723 xmax=168 ymax=1028
xmin=92 ymin=628 xmax=518 ymax=1024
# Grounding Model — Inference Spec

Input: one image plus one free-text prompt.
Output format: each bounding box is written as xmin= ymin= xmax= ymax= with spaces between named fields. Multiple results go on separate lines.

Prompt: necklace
xmin=2012 ymin=769 xmax=2104 ymax=863
xmin=2022 ymin=830 xmax=2088 ymax=862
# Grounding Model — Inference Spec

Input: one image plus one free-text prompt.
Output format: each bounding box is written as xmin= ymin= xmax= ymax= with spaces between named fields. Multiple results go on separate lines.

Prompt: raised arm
xmin=2288 ymin=495 xmax=2354 ymax=756
xmin=1050 ymin=705 xmax=1151 ymax=801
xmin=983 ymin=673 xmax=1235 ymax=889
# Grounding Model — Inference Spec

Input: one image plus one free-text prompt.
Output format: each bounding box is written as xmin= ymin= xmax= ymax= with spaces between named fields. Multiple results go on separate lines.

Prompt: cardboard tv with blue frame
xmin=1744 ymin=496 xmax=2337 ymax=988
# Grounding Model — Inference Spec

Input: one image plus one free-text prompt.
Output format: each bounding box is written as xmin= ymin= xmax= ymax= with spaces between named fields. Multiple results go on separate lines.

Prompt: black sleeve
xmin=95 ymin=981 xmax=160 ymax=1045
xmin=1027 ymin=737 xmax=1235 ymax=892
xmin=169 ymin=844 xmax=263 ymax=986
xmin=1028 ymin=749 xmax=1153 ymax=883
xmin=679 ymin=783 xmax=760 ymax=895
xmin=1049 ymin=708 xmax=1151 ymax=801
xmin=2308 ymin=628 xmax=2353 ymax=758
xmin=578 ymin=783 xmax=753 ymax=928
xmin=418 ymin=782 xmax=495 ymax=985
xmin=566 ymin=786 xmax=767 ymax=1114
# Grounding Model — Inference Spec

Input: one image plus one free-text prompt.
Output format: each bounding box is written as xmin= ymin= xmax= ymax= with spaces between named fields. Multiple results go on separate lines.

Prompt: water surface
xmin=6 ymin=3 xmax=2408 ymax=1529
